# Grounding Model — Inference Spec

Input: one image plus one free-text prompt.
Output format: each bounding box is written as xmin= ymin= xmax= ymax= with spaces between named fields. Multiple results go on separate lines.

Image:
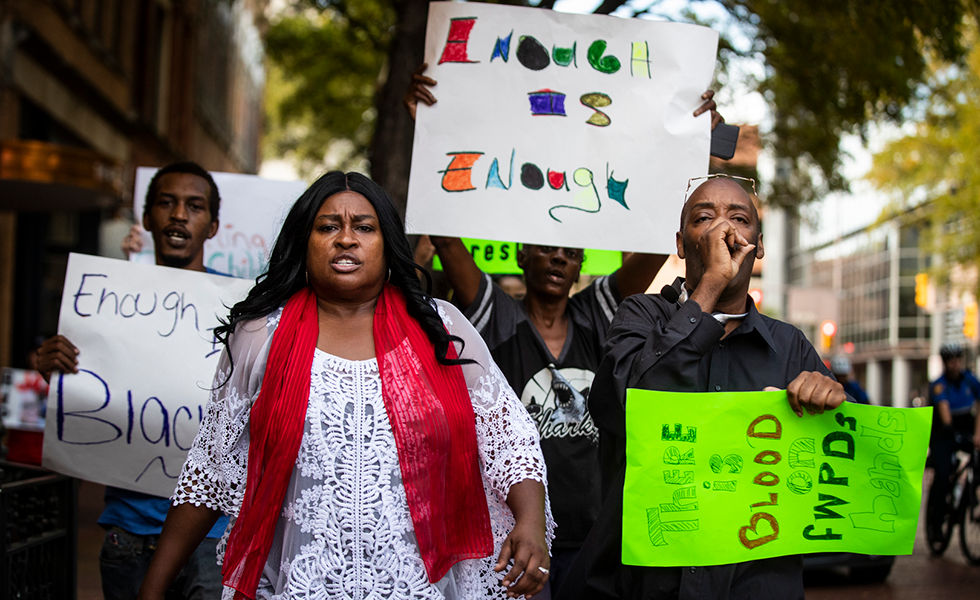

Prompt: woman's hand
xmin=495 ymin=518 xmax=550 ymax=599
xmin=497 ymin=479 xmax=549 ymax=599
xmin=403 ymin=63 xmax=438 ymax=121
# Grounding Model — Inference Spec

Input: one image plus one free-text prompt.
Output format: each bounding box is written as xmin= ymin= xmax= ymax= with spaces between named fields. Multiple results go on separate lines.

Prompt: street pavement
xmin=804 ymin=470 xmax=980 ymax=599
xmin=803 ymin=532 xmax=979 ymax=599
xmin=76 ymin=475 xmax=980 ymax=599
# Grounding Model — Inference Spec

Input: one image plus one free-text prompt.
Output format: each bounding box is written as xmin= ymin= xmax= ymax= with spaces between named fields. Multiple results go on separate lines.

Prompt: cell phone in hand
xmin=710 ymin=123 xmax=740 ymax=160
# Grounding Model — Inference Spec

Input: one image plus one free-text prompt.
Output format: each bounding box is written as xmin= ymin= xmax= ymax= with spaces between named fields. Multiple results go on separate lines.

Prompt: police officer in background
xmin=926 ymin=343 xmax=980 ymax=538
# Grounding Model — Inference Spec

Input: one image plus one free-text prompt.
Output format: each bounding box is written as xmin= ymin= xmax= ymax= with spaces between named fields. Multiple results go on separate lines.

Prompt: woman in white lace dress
xmin=137 ymin=172 xmax=553 ymax=600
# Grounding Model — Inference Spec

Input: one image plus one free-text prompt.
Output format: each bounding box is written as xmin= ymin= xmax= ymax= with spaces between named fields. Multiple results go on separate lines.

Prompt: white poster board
xmin=42 ymin=254 xmax=253 ymax=497
xmin=132 ymin=168 xmax=307 ymax=279
xmin=407 ymin=3 xmax=718 ymax=254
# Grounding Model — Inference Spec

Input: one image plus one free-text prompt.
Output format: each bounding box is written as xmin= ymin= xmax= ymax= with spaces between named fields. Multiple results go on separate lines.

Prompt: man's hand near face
xmin=688 ymin=219 xmax=755 ymax=313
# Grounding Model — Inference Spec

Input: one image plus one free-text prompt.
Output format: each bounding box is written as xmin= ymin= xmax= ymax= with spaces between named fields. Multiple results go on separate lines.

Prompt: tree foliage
xmin=869 ymin=30 xmax=980 ymax=295
xmin=727 ymin=0 xmax=973 ymax=207
xmin=602 ymin=0 xmax=975 ymax=207
xmin=264 ymin=0 xmax=396 ymax=175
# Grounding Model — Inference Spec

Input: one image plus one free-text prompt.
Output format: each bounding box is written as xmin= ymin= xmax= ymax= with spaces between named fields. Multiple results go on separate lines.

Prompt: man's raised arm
xmin=429 ymin=236 xmax=485 ymax=310
xmin=614 ymin=253 xmax=669 ymax=298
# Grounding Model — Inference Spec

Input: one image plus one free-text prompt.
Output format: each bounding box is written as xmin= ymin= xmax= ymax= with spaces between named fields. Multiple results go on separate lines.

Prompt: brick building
xmin=0 ymin=0 xmax=267 ymax=368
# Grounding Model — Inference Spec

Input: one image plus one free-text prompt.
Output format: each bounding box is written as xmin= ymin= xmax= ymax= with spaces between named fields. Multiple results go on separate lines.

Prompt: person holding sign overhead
xmin=558 ymin=175 xmax=846 ymax=600
xmin=406 ymin=65 xmax=723 ymax=594
xmin=37 ymin=161 xmax=229 ymax=600
xmin=137 ymin=172 xmax=554 ymax=600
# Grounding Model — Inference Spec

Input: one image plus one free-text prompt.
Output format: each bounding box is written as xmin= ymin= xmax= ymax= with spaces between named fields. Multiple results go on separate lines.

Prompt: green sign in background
xmin=431 ymin=238 xmax=623 ymax=276
xmin=623 ymin=390 xmax=932 ymax=567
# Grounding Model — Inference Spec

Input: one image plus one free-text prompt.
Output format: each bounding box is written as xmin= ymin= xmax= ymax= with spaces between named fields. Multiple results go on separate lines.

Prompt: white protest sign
xmin=42 ymin=253 xmax=253 ymax=497
xmin=407 ymin=3 xmax=718 ymax=254
xmin=131 ymin=168 xmax=307 ymax=279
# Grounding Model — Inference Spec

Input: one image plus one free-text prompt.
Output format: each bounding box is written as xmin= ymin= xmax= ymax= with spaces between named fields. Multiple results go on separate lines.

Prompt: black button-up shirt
xmin=556 ymin=278 xmax=834 ymax=600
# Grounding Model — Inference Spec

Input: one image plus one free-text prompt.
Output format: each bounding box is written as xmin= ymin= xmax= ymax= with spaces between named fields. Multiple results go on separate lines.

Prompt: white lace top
xmin=173 ymin=300 xmax=554 ymax=600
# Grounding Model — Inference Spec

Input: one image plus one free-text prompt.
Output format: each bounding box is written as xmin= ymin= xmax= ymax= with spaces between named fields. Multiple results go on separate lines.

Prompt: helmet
xmin=940 ymin=343 xmax=964 ymax=361
xmin=829 ymin=355 xmax=851 ymax=376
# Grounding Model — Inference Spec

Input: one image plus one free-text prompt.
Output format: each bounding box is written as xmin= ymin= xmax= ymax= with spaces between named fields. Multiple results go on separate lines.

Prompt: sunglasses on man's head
xmin=684 ymin=174 xmax=758 ymax=203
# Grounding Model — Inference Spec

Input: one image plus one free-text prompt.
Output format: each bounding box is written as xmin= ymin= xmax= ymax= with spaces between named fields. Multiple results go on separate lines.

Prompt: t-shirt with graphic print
xmin=461 ymin=271 xmax=621 ymax=548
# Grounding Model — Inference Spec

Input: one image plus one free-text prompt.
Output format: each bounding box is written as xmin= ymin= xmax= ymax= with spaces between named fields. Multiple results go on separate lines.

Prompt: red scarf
xmin=221 ymin=285 xmax=492 ymax=598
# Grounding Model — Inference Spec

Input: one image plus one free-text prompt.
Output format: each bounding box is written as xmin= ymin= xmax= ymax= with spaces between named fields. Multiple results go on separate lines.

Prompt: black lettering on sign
xmin=835 ymin=412 xmax=856 ymax=431
xmin=822 ymin=431 xmax=855 ymax=460
xmin=517 ymin=36 xmax=550 ymax=70
xmin=803 ymin=525 xmax=842 ymax=540
xmin=818 ymin=463 xmax=849 ymax=486
xmin=520 ymin=163 xmax=545 ymax=190
xmin=813 ymin=493 xmax=849 ymax=520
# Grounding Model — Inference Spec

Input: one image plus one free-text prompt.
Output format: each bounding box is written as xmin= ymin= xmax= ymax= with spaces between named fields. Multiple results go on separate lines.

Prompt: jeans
xmin=100 ymin=526 xmax=223 ymax=600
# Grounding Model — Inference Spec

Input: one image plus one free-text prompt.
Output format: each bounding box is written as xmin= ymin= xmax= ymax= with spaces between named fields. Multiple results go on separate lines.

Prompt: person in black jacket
xmin=557 ymin=175 xmax=845 ymax=600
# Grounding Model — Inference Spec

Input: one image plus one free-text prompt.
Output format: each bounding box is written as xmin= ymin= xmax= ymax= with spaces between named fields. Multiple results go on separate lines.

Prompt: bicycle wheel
xmin=927 ymin=485 xmax=956 ymax=556
xmin=960 ymin=466 xmax=980 ymax=565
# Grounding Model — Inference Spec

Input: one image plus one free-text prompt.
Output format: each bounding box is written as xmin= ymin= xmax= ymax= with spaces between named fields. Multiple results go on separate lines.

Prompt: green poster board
xmin=431 ymin=238 xmax=623 ymax=276
xmin=623 ymin=390 xmax=932 ymax=566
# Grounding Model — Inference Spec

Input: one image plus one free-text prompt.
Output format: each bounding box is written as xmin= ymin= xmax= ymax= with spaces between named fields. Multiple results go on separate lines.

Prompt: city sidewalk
xmin=75 ymin=469 xmax=976 ymax=598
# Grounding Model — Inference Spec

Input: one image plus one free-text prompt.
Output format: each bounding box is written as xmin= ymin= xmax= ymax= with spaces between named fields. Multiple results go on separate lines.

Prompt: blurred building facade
xmin=0 ymin=0 xmax=267 ymax=368
xmin=764 ymin=204 xmax=973 ymax=408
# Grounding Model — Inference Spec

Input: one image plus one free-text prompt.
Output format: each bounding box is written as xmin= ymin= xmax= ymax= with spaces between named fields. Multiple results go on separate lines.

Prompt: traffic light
xmin=965 ymin=302 xmax=978 ymax=339
xmin=915 ymin=273 xmax=929 ymax=308
xmin=820 ymin=320 xmax=837 ymax=350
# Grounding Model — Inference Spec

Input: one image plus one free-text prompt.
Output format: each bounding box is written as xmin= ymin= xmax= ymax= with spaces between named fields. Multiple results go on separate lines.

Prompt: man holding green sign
xmin=557 ymin=176 xmax=852 ymax=600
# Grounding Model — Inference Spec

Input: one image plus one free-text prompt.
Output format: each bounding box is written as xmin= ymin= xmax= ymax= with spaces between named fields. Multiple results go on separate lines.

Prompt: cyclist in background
xmin=927 ymin=343 xmax=980 ymax=538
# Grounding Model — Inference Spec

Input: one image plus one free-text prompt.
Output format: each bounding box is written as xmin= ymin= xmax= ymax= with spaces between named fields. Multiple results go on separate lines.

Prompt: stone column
xmin=867 ymin=359 xmax=882 ymax=406
xmin=892 ymin=355 xmax=911 ymax=408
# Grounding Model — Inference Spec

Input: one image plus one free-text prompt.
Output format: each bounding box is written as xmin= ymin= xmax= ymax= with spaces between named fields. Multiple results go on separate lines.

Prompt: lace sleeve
xmin=172 ymin=313 xmax=276 ymax=516
xmin=436 ymin=300 xmax=554 ymax=538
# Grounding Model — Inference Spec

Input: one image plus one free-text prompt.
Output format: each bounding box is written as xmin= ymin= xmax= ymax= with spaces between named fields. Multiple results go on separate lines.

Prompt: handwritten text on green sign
xmin=623 ymin=390 xmax=931 ymax=566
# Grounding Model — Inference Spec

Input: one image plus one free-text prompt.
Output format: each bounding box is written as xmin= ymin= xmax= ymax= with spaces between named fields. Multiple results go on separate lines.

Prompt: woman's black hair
xmin=213 ymin=171 xmax=469 ymax=373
